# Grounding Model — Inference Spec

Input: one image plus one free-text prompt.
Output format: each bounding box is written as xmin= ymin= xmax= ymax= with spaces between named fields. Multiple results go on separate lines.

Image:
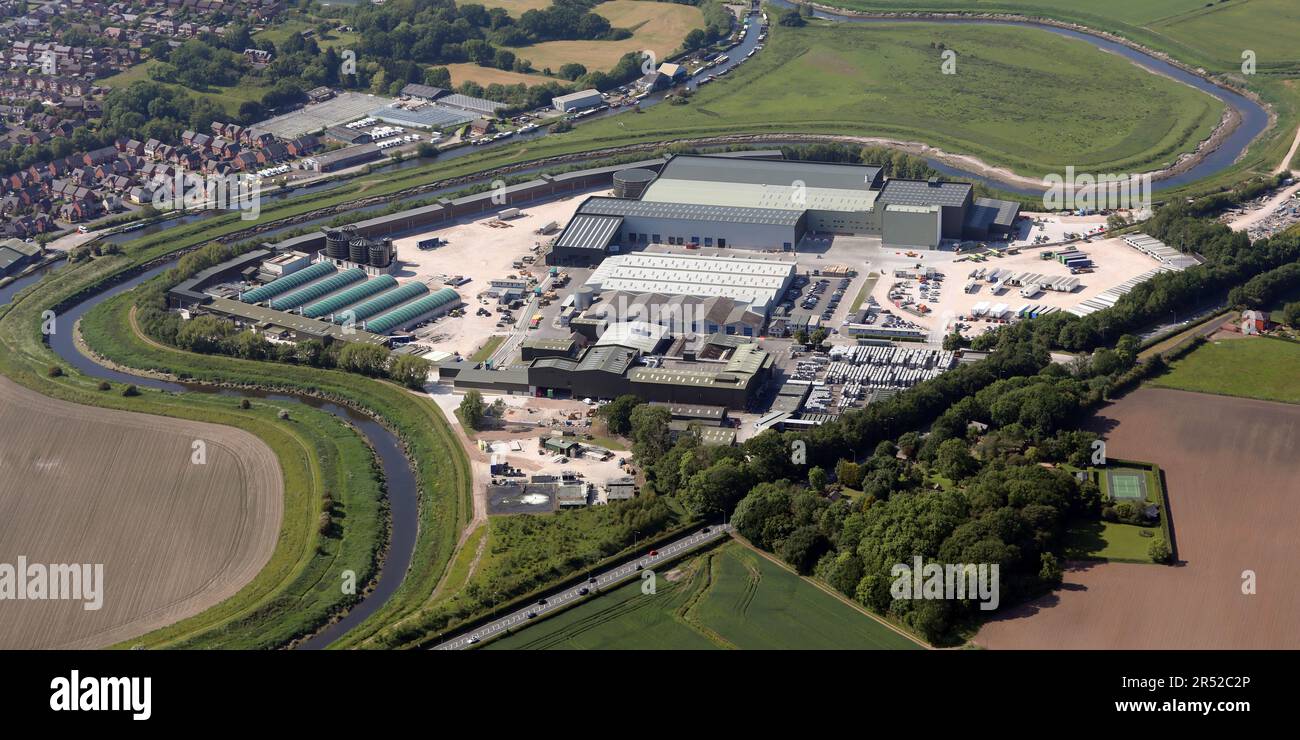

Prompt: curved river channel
xmin=2 ymin=262 xmax=420 ymax=650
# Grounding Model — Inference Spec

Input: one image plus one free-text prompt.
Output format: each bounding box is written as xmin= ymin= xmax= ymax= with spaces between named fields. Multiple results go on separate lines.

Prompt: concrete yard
xmin=863 ymin=237 xmax=1164 ymax=340
xmin=390 ymin=190 xmax=604 ymax=359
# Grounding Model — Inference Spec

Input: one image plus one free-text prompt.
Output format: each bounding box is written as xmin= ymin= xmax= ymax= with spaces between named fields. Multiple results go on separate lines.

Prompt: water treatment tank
xmin=324 ymin=228 xmax=349 ymax=260
xmin=348 ymin=236 xmax=371 ymax=265
xmin=613 ymin=168 xmax=657 ymax=199
xmin=369 ymin=237 xmax=394 ymax=269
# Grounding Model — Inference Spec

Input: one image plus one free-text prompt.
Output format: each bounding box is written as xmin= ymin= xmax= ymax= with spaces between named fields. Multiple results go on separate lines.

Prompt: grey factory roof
xmin=555 ymin=214 xmax=623 ymax=251
xmin=369 ymin=103 xmax=476 ymax=129
xmin=878 ymin=178 xmax=973 ymax=208
xmin=400 ymin=83 xmax=447 ymax=100
xmin=578 ymin=195 xmax=803 ymax=227
xmin=653 ymin=154 xmax=881 ymax=191
xmin=206 ymin=297 xmax=389 ymax=345
xmin=532 ymin=345 xmax=638 ymax=376
xmin=965 ymin=197 xmax=1021 ymax=231
xmin=595 ymin=321 xmax=669 ymax=353
xmin=436 ymin=93 xmax=506 ymax=115
xmin=649 ymin=402 xmax=727 ymax=421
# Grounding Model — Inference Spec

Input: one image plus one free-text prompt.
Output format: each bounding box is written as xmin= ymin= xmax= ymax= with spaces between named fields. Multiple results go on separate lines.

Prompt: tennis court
xmin=1106 ymin=468 xmax=1148 ymax=501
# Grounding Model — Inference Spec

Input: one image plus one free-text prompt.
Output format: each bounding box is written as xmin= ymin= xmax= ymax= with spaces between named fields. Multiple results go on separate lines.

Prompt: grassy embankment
xmin=78 ymin=286 xmax=473 ymax=649
xmin=0 ymin=260 xmax=385 ymax=648
xmin=487 ymin=540 xmax=923 ymax=649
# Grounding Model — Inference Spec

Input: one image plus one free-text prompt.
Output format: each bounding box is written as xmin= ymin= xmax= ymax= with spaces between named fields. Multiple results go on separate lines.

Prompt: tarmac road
xmin=433 ymin=524 xmax=732 ymax=650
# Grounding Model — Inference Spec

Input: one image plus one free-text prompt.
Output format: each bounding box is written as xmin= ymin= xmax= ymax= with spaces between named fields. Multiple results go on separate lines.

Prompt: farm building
xmin=552 ymin=89 xmax=604 ymax=112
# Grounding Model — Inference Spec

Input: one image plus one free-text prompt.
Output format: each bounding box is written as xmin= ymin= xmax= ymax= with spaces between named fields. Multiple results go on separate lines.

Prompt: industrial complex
xmin=163 ymin=150 xmax=1170 ymax=441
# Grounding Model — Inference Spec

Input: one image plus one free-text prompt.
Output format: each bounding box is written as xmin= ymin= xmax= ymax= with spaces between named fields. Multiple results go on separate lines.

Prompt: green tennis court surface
xmin=1107 ymin=470 xmax=1147 ymax=501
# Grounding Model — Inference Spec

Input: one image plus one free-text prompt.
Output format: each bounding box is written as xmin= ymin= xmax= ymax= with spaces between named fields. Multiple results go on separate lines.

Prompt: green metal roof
xmin=332 ymin=282 xmax=429 ymax=324
xmin=270 ymin=268 xmax=367 ymax=311
xmin=364 ymin=288 xmax=461 ymax=334
xmin=241 ymin=261 xmax=336 ymax=303
xmin=301 ymin=275 xmax=397 ymax=318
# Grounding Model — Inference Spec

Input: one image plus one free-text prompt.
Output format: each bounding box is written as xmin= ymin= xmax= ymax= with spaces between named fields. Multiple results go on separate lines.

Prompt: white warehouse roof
xmin=585 ymin=252 xmax=795 ymax=314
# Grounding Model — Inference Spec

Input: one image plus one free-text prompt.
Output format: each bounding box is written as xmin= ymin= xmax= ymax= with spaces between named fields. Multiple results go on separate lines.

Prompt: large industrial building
xmin=442 ymin=332 xmax=774 ymax=409
xmin=547 ymin=154 xmax=1021 ymax=264
xmin=584 ymin=252 xmax=795 ymax=317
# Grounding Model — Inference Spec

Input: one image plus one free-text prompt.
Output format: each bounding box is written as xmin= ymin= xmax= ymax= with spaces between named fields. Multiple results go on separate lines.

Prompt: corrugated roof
xmin=579 ymin=195 xmax=802 ymax=227
xmin=555 ymin=214 xmax=622 ymax=251
xmin=653 ymin=154 xmax=881 ymax=190
xmin=878 ymin=178 xmax=972 ymax=208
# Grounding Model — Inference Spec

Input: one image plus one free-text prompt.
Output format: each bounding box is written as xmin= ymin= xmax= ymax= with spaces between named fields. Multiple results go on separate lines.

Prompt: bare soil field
xmin=0 ymin=376 xmax=282 ymax=649
xmin=976 ymin=388 xmax=1300 ymax=649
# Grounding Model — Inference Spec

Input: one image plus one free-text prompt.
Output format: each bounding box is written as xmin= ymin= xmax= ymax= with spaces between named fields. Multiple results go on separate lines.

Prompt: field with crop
xmin=977 ymin=388 xmax=1300 ymax=649
xmin=0 ymin=375 xmax=282 ymax=649
xmin=506 ymin=0 xmax=704 ymax=72
xmin=1151 ymin=336 xmax=1300 ymax=405
xmin=443 ymin=63 xmax=560 ymax=89
xmin=487 ymin=541 xmax=922 ymax=649
xmin=553 ymin=20 xmax=1224 ymax=177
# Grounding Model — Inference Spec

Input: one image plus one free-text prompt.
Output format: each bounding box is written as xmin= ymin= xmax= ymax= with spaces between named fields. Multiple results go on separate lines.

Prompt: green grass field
xmin=101 ymin=60 xmax=272 ymax=116
xmin=487 ymin=542 xmax=922 ymax=649
xmin=560 ymin=20 xmax=1223 ymax=178
xmin=1063 ymin=463 xmax=1167 ymax=564
xmin=1151 ymin=336 xmax=1300 ymax=405
xmin=826 ymin=0 xmax=1300 ymax=73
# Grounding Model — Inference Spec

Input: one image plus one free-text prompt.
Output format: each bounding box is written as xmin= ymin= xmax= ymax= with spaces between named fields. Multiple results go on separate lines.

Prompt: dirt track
xmin=0 ymin=376 xmax=283 ymax=649
xmin=976 ymin=388 xmax=1300 ymax=649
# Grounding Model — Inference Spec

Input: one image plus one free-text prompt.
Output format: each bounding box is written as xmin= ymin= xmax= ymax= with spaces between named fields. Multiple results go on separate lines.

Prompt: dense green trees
xmin=458 ymin=389 xmax=485 ymax=430
xmin=598 ymin=394 xmax=642 ymax=435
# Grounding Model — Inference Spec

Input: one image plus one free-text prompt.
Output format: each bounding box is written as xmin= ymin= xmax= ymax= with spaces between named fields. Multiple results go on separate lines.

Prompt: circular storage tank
xmin=369 ymin=237 xmax=393 ymax=269
xmin=324 ymin=229 xmax=349 ymax=260
xmin=613 ymin=168 xmax=656 ymax=199
xmin=574 ymin=284 xmax=596 ymax=310
xmin=348 ymin=237 xmax=371 ymax=265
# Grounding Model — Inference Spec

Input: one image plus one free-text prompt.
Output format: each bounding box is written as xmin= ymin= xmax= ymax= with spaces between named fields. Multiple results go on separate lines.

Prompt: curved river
xmin=2 ymin=262 xmax=420 ymax=650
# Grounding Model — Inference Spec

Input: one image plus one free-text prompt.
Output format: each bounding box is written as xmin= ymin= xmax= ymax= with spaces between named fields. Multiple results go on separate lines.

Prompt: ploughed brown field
xmin=977 ymin=388 xmax=1300 ymax=649
xmin=0 ymin=377 xmax=282 ymax=649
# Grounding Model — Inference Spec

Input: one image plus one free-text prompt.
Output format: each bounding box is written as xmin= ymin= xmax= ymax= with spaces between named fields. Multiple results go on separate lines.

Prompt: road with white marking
xmin=433 ymin=524 xmax=731 ymax=650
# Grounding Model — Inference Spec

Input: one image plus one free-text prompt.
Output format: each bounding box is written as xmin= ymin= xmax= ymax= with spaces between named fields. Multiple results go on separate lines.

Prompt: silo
xmin=324 ymin=229 xmax=349 ymax=260
xmin=348 ymin=236 xmax=371 ymax=265
xmin=612 ymin=168 xmax=657 ymax=199
xmin=369 ymin=237 xmax=394 ymax=269
xmin=574 ymin=284 xmax=596 ymax=310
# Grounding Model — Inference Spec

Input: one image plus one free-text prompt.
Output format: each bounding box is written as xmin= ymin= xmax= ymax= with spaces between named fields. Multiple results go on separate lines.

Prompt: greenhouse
xmin=269 ymin=268 xmax=367 ymax=311
xmin=301 ymin=275 xmax=399 ymax=319
xmin=332 ymin=282 xmax=429 ymax=324
xmin=240 ymin=261 xmax=335 ymax=304
xmin=365 ymin=288 xmax=461 ymax=334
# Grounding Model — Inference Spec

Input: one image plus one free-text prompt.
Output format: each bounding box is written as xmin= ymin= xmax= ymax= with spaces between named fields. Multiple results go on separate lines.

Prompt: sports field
xmin=487 ymin=541 xmax=922 ymax=649
xmin=979 ymin=388 xmax=1300 ymax=649
xmin=563 ymin=21 xmax=1225 ymax=177
xmin=506 ymin=0 xmax=704 ymax=73
xmin=827 ymin=0 xmax=1300 ymax=72
xmin=1151 ymin=336 xmax=1300 ymax=405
